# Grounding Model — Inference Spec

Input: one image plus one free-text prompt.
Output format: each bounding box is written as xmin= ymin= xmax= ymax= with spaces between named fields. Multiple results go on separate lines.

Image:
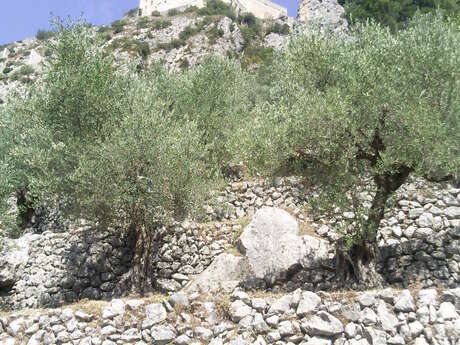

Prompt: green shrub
xmin=111 ymin=19 xmax=127 ymax=34
xmin=168 ymin=9 xmax=179 ymax=16
xmin=97 ymin=25 xmax=111 ymax=33
xmin=151 ymin=19 xmax=172 ymax=30
xmin=197 ymin=0 xmax=235 ymax=18
xmin=341 ymin=0 xmax=460 ymax=30
xmin=267 ymin=22 xmax=290 ymax=35
xmin=241 ymin=46 xmax=274 ymax=68
xmin=157 ymin=39 xmax=185 ymax=51
xmin=184 ymin=6 xmax=199 ymax=13
xmin=179 ymin=25 xmax=200 ymax=41
xmin=126 ymin=8 xmax=139 ymax=17
xmin=238 ymin=13 xmax=262 ymax=47
xmin=36 ymin=30 xmax=55 ymax=40
xmin=111 ymin=38 xmax=150 ymax=58
xmin=137 ymin=16 xmax=151 ymax=29
xmin=2 ymin=67 xmax=12 ymax=74
xmin=9 ymin=65 xmax=34 ymax=81
xmin=151 ymin=10 xmax=161 ymax=17
xmin=206 ymin=26 xmax=225 ymax=44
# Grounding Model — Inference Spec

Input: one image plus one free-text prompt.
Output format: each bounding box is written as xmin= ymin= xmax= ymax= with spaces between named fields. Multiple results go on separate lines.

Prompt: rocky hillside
xmin=0 ymin=4 xmax=296 ymax=104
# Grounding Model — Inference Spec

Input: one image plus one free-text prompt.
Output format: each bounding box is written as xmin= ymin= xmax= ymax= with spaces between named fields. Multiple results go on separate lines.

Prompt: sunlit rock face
xmin=298 ymin=0 xmax=348 ymax=34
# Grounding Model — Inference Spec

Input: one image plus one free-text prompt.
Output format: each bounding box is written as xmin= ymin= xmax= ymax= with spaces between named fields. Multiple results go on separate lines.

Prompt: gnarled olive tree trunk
xmin=336 ymin=165 xmax=412 ymax=288
xmin=115 ymin=224 xmax=161 ymax=295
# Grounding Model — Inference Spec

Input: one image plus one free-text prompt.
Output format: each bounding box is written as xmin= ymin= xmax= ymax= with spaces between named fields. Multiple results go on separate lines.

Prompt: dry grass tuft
xmin=214 ymin=293 xmax=231 ymax=319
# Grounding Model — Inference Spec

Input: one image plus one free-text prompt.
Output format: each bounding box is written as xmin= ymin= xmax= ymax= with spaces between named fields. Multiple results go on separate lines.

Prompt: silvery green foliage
xmin=239 ymin=14 xmax=460 ymax=243
xmin=0 ymin=23 xmax=254 ymax=238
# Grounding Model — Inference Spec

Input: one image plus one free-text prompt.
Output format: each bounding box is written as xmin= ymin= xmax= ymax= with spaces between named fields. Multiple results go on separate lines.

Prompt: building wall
xmin=233 ymin=0 xmax=288 ymax=19
xmin=138 ymin=0 xmax=287 ymax=19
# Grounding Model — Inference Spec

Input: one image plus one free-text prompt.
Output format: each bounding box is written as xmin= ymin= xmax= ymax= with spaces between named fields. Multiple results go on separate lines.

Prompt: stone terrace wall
xmin=1 ymin=287 xmax=459 ymax=344
xmin=0 ymin=229 xmax=135 ymax=310
xmin=1 ymin=177 xmax=459 ymax=310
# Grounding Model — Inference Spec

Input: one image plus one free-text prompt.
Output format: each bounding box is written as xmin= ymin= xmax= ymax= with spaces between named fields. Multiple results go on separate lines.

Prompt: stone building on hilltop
xmin=139 ymin=0 xmax=288 ymax=19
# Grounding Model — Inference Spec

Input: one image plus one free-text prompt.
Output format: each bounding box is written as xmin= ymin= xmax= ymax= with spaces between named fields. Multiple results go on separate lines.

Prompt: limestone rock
xmin=229 ymin=300 xmax=252 ymax=322
xmin=0 ymin=234 xmax=38 ymax=288
xmin=297 ymin=291 xmax=321 ymax=317
xmin=395 ymin=290 xmax=415 ymax=312
xmin=298 ymin=0 xmax=348 ymax=34
xmin=185 ymin=253 xmax=248 ymax=294
xmin=150 ymin=325 xmax=176 ymax=345
xmin=237 ymin=207 xmax=303 ymax=286
xmin=142 ymin=303 xmax=167 ymax=329
xmin=303 ymin=311 xmax=344 ymax=336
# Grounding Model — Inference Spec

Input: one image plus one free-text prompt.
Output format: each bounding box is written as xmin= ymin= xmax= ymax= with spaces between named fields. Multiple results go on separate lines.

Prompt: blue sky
xmin=0 ymin=1 xmax=299 ymax=45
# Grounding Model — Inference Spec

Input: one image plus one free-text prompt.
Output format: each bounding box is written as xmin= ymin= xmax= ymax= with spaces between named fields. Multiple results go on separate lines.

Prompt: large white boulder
xmin=237 ymin=207 xmax=304 ymax=285
xmin=186 ymin=207 xmax=331 ymax=293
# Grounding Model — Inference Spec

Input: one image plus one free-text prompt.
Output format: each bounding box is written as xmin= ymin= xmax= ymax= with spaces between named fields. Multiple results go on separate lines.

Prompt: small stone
xmin=195 ymin=327 xmax=213 ymax=341
xmin=438 ymin=302 xmax=458 ymax=320
xmin=417 ymin=289 xmax=438 ymax=307
xmin=150 ymin=325 xmax=176 ymax=345
xmin=278 ymin=320 xmax=295 ymax=337
xmin=376 ymin=300 xmax=398 ymax=333
xmin=126 ymin=299 xmax=145 ymax=310
xmin=102 ymin=299 xmax=125 ymax=319
xmin=414 ymin=227 xmax=434 ymax=239
xmin=7 ymin=317 xmax=24 ymax=336
xmin=266 ymin=330 xmax=281 ymax=343
xmin=361 ymin=308 xmax=377 ymax=325
xmin=416 ymin=213 xmax=433 ymax=227
xmin=414 ymin=336 xmax=429 ymax=345
xmin=268 ymin=295 xmax=292 ymax=314
xmin=358 ymin=292 xmax=376 ymax=307
xmin=266 ymin=314 xmax=280 ymax=327
xmin=120 ymin=328 xmax=141 ymax=342
xmin=229 ymin=300 xmax=252 ymax=322
xmin=143 ymin=303 xmax=167 ymax=329
xmin=175 ymin=334 xmax=191 ymax=345
xmin=344 ymin=322 xmax=358 ymax=338
xmin=303 ymin=337 xmax=332 ymax=345
xmin=409 ymin=321 xmax=424 ymax=337
xmin=445 ymin=206 xmax=460 ymax=219
xmin=387 ymin=335 xmax=405 ymax=345
xmin=75 ymin=310 xmax=93 ymax=322
xmin=251 ymin=313 xmax=270 ymax=333
xmin=297 ymin=291 xmax=321 ymax=317
xmin=303 ymin=311 xmax=344 ymax=336
xmin=395 ymin=290 xmax=415 ymax=312
xmin=409 ymin=208 xmax=424 ymax=219
xmin=232 ymin=290 xmax=250 ymax=304
xmin=251 ymin=298 xmax=267 ymax=312
xmin=169 ymin=292 xmax=189 ymax=308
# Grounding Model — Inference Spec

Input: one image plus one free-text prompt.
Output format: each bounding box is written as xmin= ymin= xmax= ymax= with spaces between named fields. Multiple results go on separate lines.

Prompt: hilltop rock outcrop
xmin=298 ymin=0 xmax=348 ymax=34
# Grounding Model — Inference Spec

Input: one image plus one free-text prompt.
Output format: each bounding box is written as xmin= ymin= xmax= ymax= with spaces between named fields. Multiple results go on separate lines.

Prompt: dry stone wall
xmin=0 ymin=177 xmax=459 ymax=311
xmin=1 ymin=286 xmax=459 ymax=344
xmin=0 ymin=229 xmax=135 ymax=310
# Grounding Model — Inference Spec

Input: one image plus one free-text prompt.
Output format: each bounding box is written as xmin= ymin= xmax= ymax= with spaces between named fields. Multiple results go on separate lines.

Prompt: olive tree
xmin=239 ymin=14 xmax=460 ymax=286
xmin=72 ymin=78 xmax=214 ymax=292
xmin=0 ymin=23 xmax=224 ymax=293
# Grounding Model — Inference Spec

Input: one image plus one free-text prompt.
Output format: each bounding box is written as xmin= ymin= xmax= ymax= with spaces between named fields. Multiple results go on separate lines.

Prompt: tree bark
xmin=115 ymin=225 xmax=158 ymax=295
xmin=336 ymin=165 xmax=412 ymax=288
